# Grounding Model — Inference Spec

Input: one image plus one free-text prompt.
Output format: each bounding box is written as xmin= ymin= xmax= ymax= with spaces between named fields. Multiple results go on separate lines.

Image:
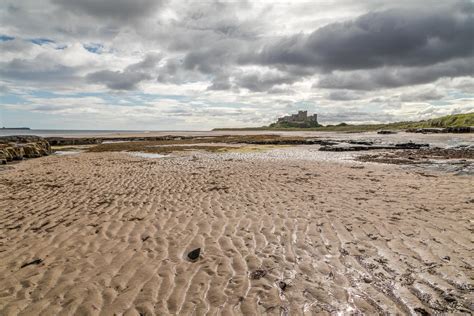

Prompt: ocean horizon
xmin=0 ymin=129 xmax=208 ymax=137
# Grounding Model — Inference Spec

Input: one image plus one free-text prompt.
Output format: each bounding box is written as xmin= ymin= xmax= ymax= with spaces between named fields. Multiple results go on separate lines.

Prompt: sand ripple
xmin=0 ymin=152 xmax=473 ymax=315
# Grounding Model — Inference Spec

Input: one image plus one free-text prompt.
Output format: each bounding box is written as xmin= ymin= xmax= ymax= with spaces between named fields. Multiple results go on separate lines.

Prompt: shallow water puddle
xmin=54 ymin=151 xmax=82 ymax=156
xmin=127 ymin=152 xmax=168 ymax=159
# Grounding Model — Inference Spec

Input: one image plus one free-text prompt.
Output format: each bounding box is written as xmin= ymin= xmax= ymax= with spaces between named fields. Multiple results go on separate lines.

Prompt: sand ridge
xmin=0 ymin=150 xmax=473 ymax=315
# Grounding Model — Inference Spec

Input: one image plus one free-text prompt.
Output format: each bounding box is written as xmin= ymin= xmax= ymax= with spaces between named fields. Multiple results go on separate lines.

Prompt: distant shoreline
xmin=214 ymin=112 xmax=474 ymax=133
xmin=1 ymin=127 xmax=30 ymax=130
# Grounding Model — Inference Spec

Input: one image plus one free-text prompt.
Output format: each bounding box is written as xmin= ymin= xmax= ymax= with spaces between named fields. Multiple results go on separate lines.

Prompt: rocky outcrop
xmin=319 ymin=142 xmax=429 ymax=152
xmin=45 ymin=136 xmax=195 ymax=146
xmin=377 ymin=130 xmax=398 ymax=135
xmin=406 ymin=126 xmax=473 ymax=133
xmin=46 ymin=137 xmax=102 ymax=146
xmin=0 ymin=136 xmax=51 ymax=164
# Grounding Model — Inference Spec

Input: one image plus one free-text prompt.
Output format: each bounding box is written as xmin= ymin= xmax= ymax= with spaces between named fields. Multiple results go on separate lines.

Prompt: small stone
xmin=250 ymin=269 xmax=267 ymax=280
xmin=278 ymin=281 xmax=287 ymax=291
xmin=363 ymin=276 xmax=372 ymax=283
xmin=187 ymin=248 xmax=201 ymax=261
xmin=442 ymin=293 xmax=456 ymax=303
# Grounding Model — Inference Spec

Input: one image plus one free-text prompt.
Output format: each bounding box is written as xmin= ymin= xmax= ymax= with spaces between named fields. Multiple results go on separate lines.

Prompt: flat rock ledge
xmin=0 ymin=136 xmax=51 ymax=165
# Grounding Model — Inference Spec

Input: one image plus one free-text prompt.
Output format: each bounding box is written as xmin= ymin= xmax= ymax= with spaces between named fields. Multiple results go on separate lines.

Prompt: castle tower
xmin=297 ymin=111 xmax=307 ymax=120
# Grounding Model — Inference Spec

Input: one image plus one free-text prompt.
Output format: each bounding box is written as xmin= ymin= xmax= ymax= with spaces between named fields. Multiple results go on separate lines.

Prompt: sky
xmin=1 ymin=0 xmax=473 ymax=130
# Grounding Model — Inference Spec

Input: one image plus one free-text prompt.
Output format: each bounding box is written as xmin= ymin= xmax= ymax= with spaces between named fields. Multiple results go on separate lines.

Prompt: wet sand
xmin=0 ymin=148 xmax=473 ymax=315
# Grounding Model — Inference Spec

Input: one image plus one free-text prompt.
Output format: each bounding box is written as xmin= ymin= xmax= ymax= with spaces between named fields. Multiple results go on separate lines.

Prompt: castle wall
xmin=276 ymin=111 xmax=318 ymax=125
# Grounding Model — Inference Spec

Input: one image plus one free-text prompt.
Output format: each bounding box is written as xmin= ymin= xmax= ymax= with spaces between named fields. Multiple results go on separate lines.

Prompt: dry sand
xmin=0 ymin=148 xmax=473 ymax=315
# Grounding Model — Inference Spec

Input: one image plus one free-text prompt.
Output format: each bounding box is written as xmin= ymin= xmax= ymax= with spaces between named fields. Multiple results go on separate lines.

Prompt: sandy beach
xmin=0 ymin=144 xmax=473 ymax=315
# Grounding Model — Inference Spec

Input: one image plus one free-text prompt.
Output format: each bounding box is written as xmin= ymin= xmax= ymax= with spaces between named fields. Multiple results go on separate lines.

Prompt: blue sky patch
xmin=0 ymin=35 xmax=14 ymax=41
xmin=30 ymin=38 xmax=55 ymax=45
xmin=84 ymin=43 xmax=104 ymax=54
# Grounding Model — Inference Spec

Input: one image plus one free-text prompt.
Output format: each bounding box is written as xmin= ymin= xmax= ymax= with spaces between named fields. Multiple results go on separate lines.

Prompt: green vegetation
xmin=417 ymin=112 xmax=474 ymax=128
xmin=214 ymin=112 xmax=474 ymax=132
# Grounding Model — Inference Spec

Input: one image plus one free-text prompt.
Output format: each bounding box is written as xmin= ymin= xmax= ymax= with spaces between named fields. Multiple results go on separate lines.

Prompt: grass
xmin=214 ymin=112 xmax=474 ymax=132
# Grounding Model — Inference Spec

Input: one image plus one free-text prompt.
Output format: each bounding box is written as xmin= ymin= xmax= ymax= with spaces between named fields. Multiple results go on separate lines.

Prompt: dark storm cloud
xmin=126 ymin=53 xmax=162 ymax=72
xmin=399 ymin=89 xmax=444 ymax=102
xmin=86 ymin=70 xmax=150 ymax=90
xmin=327 ymin=90 xmax=365 ymax=101
xmin=52 ymin=0 xmax=165 ymax=21
xmin=207 ymin=75 xmax=232 ymax=91
xmin=0 ymin=57 xmax=80 ymax=83
xmin=249 ymin=1 xmax=474 ymax=72
xmin=317 ymin=57 xmax=474 ymax=90
xmin=86 ymin=54 xmax=161 ymax=90
xmin=234 ymin=71 xmax=297 ymax=92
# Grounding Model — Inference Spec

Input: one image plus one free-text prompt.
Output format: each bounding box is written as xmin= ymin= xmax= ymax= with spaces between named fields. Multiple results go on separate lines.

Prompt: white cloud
xmin=0 ymin=0 xmax=473 ymax=129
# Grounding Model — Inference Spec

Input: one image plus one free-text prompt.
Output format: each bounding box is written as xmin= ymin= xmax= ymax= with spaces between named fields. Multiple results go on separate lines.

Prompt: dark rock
xmin=20 ymin=258 xmax=43 ymax=269
xmin=444 ymin=126 xmax=473 ymax=133
xmin=46 ymin=137 xmax=102 ymax=146
xmin=319 ymin=145 xmax=371 ymax=152
xmin=407 ymin=127 xmax=473 ymax=134
xmin=348 ymin=140 xmax=374 ymax=145
xmin=363 ymin=276 xmax=372 ymax=283
xmin=377 ymin=130 xmax=398 ymax=135
xmin=394 ymin=142 xmax=429 ymax=149
xmin=414 ymin=307 xmax=431 ymax=316
xmin=250 ymin=269 xmax=267 ymax=280
xmin=442 ymin=293 xmax=456 ymax=303
xmin=278 ymin=281 xmax=287 ymax=291
xmin=406 ymin=128 xmax=443 ymax=134
xmin=187 ymin=248 xmax=201 ymax=261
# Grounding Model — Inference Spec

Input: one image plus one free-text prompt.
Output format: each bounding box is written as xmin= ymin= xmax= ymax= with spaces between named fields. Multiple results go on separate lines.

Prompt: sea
xmin=1 ymin=129 xmax=149 ymax=137
xmin=1 ymin=128 xmax=472 ymax=148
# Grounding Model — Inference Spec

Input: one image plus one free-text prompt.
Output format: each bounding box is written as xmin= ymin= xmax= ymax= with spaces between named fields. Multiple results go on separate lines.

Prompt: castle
xmin=275 ymin=111 xmax=319 ymax=127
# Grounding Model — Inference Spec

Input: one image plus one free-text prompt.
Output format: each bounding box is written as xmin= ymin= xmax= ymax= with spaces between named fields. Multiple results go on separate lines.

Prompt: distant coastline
xmin=1 ymin=127 xmax=31 ymax=130
xmin=214 ymin=112 xmax=474 ymax=132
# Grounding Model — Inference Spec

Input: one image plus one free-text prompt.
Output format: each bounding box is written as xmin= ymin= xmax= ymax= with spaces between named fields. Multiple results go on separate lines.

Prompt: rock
xmin=0 ymin=136 xmax=51 ymax=165
xmin=406 ymin=128 xmax=444 ymax=134
xmin=444 ymin=126 xmax=473 ymax=133
xmin=250 ymin=269 xmax=267 ymax=280
xmin=320 ymin=141 xmax=429 ymax=152
xmin=442 ymin=293 xmax=456 ymax=303
xmin=394 ymin=142 xmax=429 ymax=149
xmin=47 ymin=137 xmax=102 ymax=146
xmin=407 ymin=127 xmax=473 ymax=134
xmin=187 ymin=248 xmax=201 ymax=261
xmin=278 ymin=281 xmax=287 ymax=291
xmin=377 ymin=130 xmax=397 ymax=134
xmin=414 ymin=307 xmax=430 ymax=316
xmin=348 ymin=140 xmax=374 ymax=145
xmin=319 ymin=145 xmax=371 ymax=152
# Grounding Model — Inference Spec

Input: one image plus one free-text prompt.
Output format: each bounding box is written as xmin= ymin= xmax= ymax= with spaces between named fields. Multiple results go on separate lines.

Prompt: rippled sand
xmin=0 ymin=149 xmax=473 ymax=315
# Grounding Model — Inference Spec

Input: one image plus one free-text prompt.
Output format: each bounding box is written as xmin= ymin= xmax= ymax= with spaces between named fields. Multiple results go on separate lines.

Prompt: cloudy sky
xmin=1 ymin=0 xmax=473 ymax=130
